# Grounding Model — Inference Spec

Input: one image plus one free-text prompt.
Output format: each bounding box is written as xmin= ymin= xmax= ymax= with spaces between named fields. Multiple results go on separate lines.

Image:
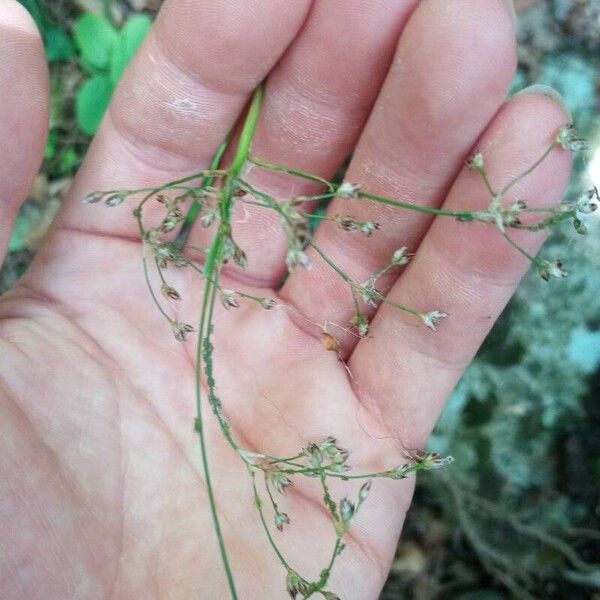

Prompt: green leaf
xmin=44 ymin=27 xmax=75 ymax=62
xmin=109 ymin=15 xmax=152 ymax=86
xmin=76 ymin=75 xmax=113 ymax=135
xmin=16 ymin=0 xmax=44 ymax=33
xmin=74 ymin=14 xmax=118 ymax=71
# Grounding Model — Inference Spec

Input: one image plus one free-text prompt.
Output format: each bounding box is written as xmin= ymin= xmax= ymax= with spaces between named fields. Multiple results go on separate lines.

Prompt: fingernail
xmin=513 ymin=84 xmax=572 ymax=118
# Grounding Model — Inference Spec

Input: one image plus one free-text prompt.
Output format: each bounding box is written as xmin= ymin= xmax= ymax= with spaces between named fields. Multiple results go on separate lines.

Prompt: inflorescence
xmin=85 ymin=86 xmax=588 ymax=599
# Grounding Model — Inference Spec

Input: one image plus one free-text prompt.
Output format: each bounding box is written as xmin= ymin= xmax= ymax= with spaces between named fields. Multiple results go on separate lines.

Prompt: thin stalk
xmin=194 ymin=240 xmax=238 ymax=599
xmin=499 ymin=143 xmax=555 ymax=196
xmin=248 ymin=156 xmax=335 ymax=191
xmin=190 ymin=85 xmax=265 ymax=599
xmin=177 ymin=140 xmax=230 ymax=244
xmin=251 ymin=471 xmax=292 ymax=570
xmin=309 ymin=241 xmax=421 ymax=318
xmin=358 ymin=191 xmax=475 ymax=220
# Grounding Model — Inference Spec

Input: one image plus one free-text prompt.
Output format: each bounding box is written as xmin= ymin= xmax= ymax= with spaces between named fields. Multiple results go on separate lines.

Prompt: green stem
xmin=308 ymin=241 xmax=421 ymax=317
xmin=248 ymin=156 xmax=335 ymax=191
xmin=177 ymin=140 xmax=230 ymax=245
xmin=251 ymin=471 xmax=291 ymax=570
xmin=358 ymin=191 xmax=474 ymax=220
xmin=499 ymin=143 xmax=555 ymax=197
xmin=190 ymin=85 xmax=265 ymax=600
xmin=194 ymin=245 xmax=238 ymax=598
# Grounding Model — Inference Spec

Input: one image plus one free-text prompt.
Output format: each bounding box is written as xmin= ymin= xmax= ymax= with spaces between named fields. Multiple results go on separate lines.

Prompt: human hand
xmin=0 ymin=1 xmax=573 ymax=598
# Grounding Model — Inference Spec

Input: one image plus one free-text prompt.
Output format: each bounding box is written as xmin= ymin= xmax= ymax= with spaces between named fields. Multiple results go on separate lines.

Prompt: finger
xmin=0 ymin=0 xmax=48 ymax=265
xmin=51 ymin=0 xmax=312 ymax=239
xmin=187 ymin=0 xmax=419 ymax=285
xmin=349 ymin=89 xmax=572 ymax=448
xmin=281 ymin=0 xmax=517 ymax=349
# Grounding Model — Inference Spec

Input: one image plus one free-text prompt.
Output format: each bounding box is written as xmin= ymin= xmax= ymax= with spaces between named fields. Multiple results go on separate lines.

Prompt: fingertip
xmin=0 ymin=0 xmax=44 ymax=37
xmin=0 ymin=0 xmax=50 ymax=262
xmin=512 ymin=84 xmax=572 ymax=122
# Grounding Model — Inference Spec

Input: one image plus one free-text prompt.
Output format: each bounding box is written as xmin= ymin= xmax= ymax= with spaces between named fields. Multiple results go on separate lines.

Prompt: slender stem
xmin=194 ymin=242 xmax=239 ymax=599
xmin=499 ymin=143 xmax=555 ymax=197
xmin=309 ymin=241 xmax=421 ymax=317
xmin=358 ymin=191 xmax=474 ymax=220
xmin=251 ymin=471 xmax=292 ymax=570
xmin=502 ymin=231 xmax=540 ymax=266
xmin=177 ymin=141 xmax=230 ymax=244
xmin=248 ymin=156 xmax=335 ymax=191
xmin=479 ymin=167 xmax=497 ymax=198
xmin=189 ymin=85 xmax=265 ymax=599
xmin=140 ymin=256 xmax=171 ymax=323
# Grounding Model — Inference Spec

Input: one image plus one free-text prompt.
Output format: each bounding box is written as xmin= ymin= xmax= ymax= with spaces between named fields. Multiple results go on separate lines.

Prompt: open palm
xmin=0 ymin=1 xmax=573 ymax=598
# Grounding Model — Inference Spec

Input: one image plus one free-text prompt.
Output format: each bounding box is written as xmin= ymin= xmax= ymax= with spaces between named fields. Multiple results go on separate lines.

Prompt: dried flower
xmin=335 ymin=215 xmax=360 ymax=232
xmin=83 ymin=191 xmax=105 ymax=204
xmin=556 ymin=124 xmax=587 ymax=153
xmin=359 ymin=281 xmax=379 ymax=307
xmin=275 ymin=512 xmax=290 ymax=531
xmin=105 ymin=193 xmax=126 ymax=207
xmin=420 ymin=453 xmax=454 ymax=470
xmin=537 ymin=259 xmax=568 ymax=281
xmin=222 ymin=236 xmax=247 ymax=267
xmin=286 ymin=248 xmax=311 ymax=271
xmin=467 ymin=151 xmax=485 ymax=171
xmin=269 ymin=471 xmax=292 ymax=495
xmin=171 ymin=321 xmax=194 ymax=342
xmin=259 ymin=297 xmax=277 ymax=309
xmin=349 ymin=312 xmax=369 ymax=337
xmin=404 ymin=449 xmax=454 ymax=470
xmin=161 ymin=283 xmax=181 ymax=301
xmin=285 ymin=569 xmax=309 ymax=599
xmin=360 ymin=221 xmax=380 ymax=236
xmin=303 ymin=443 xmax=323 ymax=468
xmin=339 ymin=497 xmax=355 ymax=525
xmin=200 ymin=211 xmax=216 ymax=228
xmin=420 ymin=310 xmax=447 ymax=331
xmin=574 ymin=187 xmax=599 ymax=234
xmin=160 ymin=214 xmax=183 ymax=233
xmin=220 ymin=289 xmax=240 ymax=309
xmin=154 ymin=242 xmax=188 ymax=268
xmin=358 ymin=481 xmax=372 ymax=503
xmin=391 ymin=246 xmax=409 ymax=266
xmin=337 ymin=182 xmax=361 ymax=199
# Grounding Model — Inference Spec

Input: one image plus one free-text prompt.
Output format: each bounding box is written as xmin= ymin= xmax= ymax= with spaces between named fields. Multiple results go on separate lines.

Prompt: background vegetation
xmin=4 ymin=1 xmax=599 ymax=598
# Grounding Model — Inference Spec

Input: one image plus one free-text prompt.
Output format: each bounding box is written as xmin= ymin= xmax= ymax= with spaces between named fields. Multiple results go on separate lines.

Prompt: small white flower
xmin=391 ymin=246 xmax=409 ymax=266
xmin=575 ymin=188 xmax=599 ymax=225
xmin=537 ymin=259 xmax=568 ymax=281
xmin=556 ymin=124 xmax=587 ymax=153
xmin=420 ymin=310 xmax=447 ymax=331
xmin=467 ymin=151 xmax=485 ymax=171
xmin=338 ymin=182 xmax=361 ymax=198
xmin=285 ymin=248 xmax=311 ymax=271
xmin=220 ymin=289 xmax=240 ymax=310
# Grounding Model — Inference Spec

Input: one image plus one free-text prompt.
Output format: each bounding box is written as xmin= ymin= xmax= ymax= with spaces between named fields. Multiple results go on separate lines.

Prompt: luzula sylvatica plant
xmin=84 ymin=85 xmax=592 ymax=599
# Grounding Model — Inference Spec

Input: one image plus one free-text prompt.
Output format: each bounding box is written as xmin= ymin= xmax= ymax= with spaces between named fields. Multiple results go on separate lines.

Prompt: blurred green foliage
xmin=17 ymin=0 xmax=150 ymax=142
xmin=74 ymin=13 xmax=151 ymax=134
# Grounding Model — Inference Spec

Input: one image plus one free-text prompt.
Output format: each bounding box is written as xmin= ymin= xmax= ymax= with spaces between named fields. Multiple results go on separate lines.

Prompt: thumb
xmin=0 ymin=0 xmax=49 ymax=266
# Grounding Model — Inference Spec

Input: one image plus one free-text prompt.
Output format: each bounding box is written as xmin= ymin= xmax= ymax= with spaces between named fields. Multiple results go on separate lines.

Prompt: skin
xmin=0 ymin=0 xmax=573 ymax=598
